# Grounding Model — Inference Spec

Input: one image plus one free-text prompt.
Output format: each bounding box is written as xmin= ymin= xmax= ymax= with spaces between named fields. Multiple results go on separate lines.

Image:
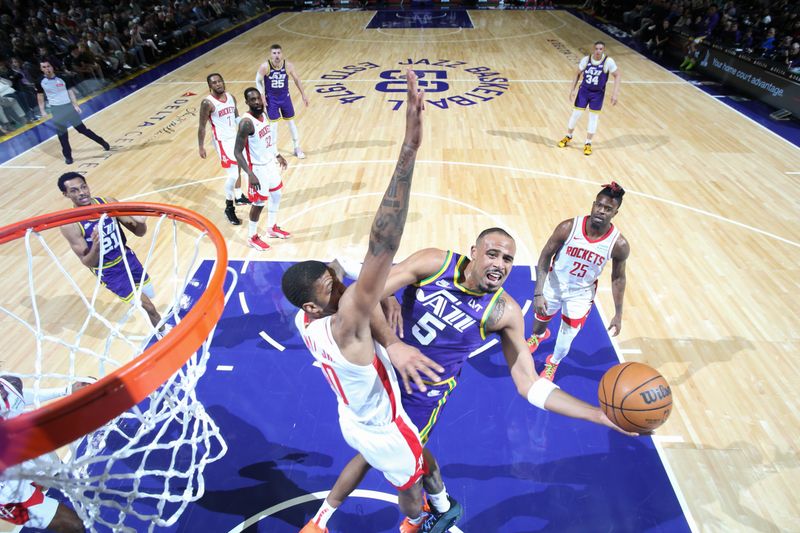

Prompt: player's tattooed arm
xmin=485 ymin=294 xmax=507 ymax=332
xmin=197 ymin=98 xmax=212 ymax=156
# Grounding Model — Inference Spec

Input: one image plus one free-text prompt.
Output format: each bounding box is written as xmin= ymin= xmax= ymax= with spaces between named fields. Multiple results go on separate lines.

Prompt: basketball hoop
xmin=0 ymin=202 xmax=229 ymax=531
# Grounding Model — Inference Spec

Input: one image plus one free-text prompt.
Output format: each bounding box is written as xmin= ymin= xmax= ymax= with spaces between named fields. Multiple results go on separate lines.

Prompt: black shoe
xmin=101 ymin=141 xmax=111 ymax=151
xmin=422 ymin=496 xmax=463 ymax=533
xmin=235 ymin=194 xmax=250 ymax=206
xmin=225 ymin=206 xmax=241 ymax=225
xmin=65 ymin=156 xmax=73 ymax=164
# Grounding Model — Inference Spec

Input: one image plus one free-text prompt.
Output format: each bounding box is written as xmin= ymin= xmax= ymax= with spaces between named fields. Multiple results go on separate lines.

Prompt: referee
xmin=36 ymin=61 xmax=110 ymax=165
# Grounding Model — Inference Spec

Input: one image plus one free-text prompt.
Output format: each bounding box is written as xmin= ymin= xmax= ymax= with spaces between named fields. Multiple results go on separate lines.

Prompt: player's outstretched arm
xmin=341 ymin=69 xmax=424 ymax=325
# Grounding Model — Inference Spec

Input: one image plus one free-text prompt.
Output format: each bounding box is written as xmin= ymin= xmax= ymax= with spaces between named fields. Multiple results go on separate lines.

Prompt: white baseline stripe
xmin=469 ymin=338 xmax=499 ymax=358
xmin=228 ymin=489 xmax=464 ymax=533
xmin=153 ymin=78 xmax=686 ymax=85
xmin=238 ymin=292 xmax=249 ymax=314
xmin=216 ymin=365 xmax=234 ymax=371
xmin=259 ymin=330 xmax=285 ymax=351
xmin=653 ymin=435 xmax=686 ymax=444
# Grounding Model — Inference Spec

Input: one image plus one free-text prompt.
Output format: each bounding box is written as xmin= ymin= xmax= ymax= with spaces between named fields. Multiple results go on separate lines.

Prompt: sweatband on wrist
xmin=527 ymin=379 xmax=560 ymax=410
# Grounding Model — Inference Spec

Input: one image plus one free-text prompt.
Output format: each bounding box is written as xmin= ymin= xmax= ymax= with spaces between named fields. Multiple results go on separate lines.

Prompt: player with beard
xmin=304 ymin=226 xmax=637 ymax=533
xmin=233 ymin=87 xmax=290 ymax=251
xmin=527 ymin=182 xmax=630 ymax=382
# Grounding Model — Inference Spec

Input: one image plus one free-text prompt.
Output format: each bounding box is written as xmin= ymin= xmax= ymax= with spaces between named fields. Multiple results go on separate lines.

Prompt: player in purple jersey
xmin=556 ymin=41 xmax=621 ymax=155
xmin=305 ymin=228 xmax=639 ymax=532
xmin=58 ymin=172 xmax=162 ymax=329
xmin=255 ymin=44 xmax=310 ymax=159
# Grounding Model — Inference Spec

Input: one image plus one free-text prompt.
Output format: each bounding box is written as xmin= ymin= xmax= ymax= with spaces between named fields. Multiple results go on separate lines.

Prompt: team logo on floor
xmin=315 ymin=59 xmax=509 ymax=111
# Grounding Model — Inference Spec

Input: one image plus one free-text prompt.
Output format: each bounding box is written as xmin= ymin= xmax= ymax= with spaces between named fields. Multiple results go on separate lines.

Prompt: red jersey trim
xmin=581 ymin=216 xmax=615 ymax=243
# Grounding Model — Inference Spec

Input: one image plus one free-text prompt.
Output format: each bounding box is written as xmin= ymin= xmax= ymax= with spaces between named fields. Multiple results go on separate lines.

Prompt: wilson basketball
xmin=598 ymin=362 xmax=672 ymax=433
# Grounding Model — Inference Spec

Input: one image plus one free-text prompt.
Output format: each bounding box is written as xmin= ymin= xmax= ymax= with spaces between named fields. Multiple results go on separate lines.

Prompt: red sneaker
xmin=248 ymin=234 xmax=270 ymax=251
xmin=300 ymin=519 xmax=328 ymax=533
xmin=526 ymin=328 xmax=551 ymax=354
xmin=267 ymin=224 xmax=291 ymax=239
xmin=539 ymin=354 xmax=559 ymax=381
xmin=399 ymin=496 xmax=430 ymax=533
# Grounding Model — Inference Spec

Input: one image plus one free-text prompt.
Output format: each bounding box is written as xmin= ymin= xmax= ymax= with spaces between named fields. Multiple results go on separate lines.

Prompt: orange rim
xmin=0 ymin=203 xmax=228 ymax=472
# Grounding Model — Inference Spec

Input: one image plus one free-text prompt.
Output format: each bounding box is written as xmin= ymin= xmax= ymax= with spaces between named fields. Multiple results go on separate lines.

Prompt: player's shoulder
xmin=612 ymin=232 xmax=630 ymax=257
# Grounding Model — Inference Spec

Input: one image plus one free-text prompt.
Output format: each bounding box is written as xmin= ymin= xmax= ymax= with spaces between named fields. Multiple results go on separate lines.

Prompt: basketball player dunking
xmin=283 ymin=70 xmax=464 ymax=533
xmin=255 ymin=44 xmax=309 ymax=159
xmin=527 ymin=182 xmax=630 ymax=382
xmin=310 ymin=224 xmax=638 ymax=532
xmin=556 ymin=41 xmax=621 ymax=155
xmin=198 ymin=73 xmax=250 ymax=226
xmin=233 ymin=87 xmax=291 ymax=251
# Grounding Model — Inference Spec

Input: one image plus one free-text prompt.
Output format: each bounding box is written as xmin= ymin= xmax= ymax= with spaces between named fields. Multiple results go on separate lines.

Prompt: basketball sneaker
xmin=267 ymin=224 xmax=291 ymax=239
xmin=422 ymin=496 xmax=463 ymax=533
xmin=539 ymin=354 xmax=559 ymax=381
xmin=235 ymin=194 xmax=251 ymax=206
xmin=224 ymin=205 xmax=241 ymax=226
xmin=526 ymin=328 xmax=551 ymax=354
xmin=557 ymin=135 xmax=572 ymax=148
xmin=399 ymin=496 xmax=431 ymax=533
xmin=583 ymin=143 xmax=592 ymax=156
xmin=299 ymin=520 xmax=328 ymax=533
xmin=247 ymin=234 xmax=270 ymax=251
xmin=295 ymin=147 xmax=306 ymax=159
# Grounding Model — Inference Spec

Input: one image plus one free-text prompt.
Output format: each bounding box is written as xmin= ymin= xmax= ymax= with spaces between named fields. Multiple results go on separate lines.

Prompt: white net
xmin=0 ymin=206 xmax=230 ymax=532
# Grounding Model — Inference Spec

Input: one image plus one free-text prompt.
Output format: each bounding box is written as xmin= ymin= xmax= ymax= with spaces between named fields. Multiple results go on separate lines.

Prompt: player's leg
xmin=584 ymin=95 xmax=603 ymax=155
xmin=73 ymin=122 xmax=110 ymax=151
xmin=281 ymin=98 xmax=304 ymax=158
xmin=222 ymin=164 xmax=241 ymax=226
xmin=263 ymin=161 xmax=291 ymax=239
xmin=560 ymin=90 xmax=589 ymax=147
xmin=57 ymin=131 xmax=73 ymax=164
xmin=302 ymin=454 xmax=372 ymax=532
xmin=246 ymin=165 xmax=271 ymax=250
xmin=140 ymin=293 xmax=161 ymax=329
xmin=544 ymin=293 xmax=593 ymax=381
xmin=528 ymin=282 xmax=559 ymax=353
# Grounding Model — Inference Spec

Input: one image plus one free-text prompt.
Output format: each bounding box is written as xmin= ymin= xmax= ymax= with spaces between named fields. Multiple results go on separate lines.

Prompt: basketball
xmin=598 ymin=362 xmax=672 ymax=433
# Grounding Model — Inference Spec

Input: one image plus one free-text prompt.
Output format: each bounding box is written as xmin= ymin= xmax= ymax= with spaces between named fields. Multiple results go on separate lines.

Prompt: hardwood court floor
xmin=1 ymin=9 xmax=799 ymax=532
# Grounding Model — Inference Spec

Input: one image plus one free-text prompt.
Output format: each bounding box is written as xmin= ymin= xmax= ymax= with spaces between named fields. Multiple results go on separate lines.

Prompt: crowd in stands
xmin=0 ymin=0 xmax=271 ymax=136
xmin=582 ymin=0 xmax=800 ymax=73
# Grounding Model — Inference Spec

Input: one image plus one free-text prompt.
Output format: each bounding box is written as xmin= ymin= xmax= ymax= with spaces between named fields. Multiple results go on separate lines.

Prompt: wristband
xmin=527 ymin=379 xmax=559 ymax=410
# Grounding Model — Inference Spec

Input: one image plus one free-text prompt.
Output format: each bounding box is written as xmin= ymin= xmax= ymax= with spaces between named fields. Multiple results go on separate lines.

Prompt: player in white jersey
xmin=198 ymin=73 xmax=251 ymax=226
xmin=527 ymin=182 xmax=630 ymax=381
xmin=0 ymin=376 xmax=89 ymax=532
xmin=233 ymin=87 xmax=291 ymax=251
xmin=282 ymin=70 xmax=462 ymax=533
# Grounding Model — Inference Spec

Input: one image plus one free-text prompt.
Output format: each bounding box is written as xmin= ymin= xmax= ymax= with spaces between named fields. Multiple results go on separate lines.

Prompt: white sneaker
xmin=294 ymin=147 xmax=306 ymax=159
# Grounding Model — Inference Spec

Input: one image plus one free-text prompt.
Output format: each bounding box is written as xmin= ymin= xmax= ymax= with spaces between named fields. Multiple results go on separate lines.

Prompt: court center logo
xmin=315 ymin=59 xmax=509 ymax=111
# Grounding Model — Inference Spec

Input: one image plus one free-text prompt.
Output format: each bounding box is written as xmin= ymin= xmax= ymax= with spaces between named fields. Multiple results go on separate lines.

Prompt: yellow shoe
xmin=557 ymin=135 xmax=572 ymax=148
xmin=583 ymin=143 xmax=592 ymax=155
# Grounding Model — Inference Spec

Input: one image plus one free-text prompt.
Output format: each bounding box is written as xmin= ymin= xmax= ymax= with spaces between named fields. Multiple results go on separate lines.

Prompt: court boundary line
xmin=123 ymin=161 xmax=800 ymax=250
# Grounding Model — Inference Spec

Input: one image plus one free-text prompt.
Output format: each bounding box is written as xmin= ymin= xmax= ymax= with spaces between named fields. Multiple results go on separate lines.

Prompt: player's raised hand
xmin=381 ymin=296 xmax=404 ymax=338
xmin=403 ymin=69 xmax=424 ymax=150
xmin=386 ymin=341 xmax=443 ymax=394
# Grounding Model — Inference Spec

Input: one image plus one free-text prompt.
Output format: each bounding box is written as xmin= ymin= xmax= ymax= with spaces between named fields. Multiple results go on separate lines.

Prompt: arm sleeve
xmin=23 ymin=386 xmax=70 ymax=404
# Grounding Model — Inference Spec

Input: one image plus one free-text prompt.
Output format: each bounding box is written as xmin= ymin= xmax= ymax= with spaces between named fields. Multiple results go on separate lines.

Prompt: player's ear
xmin=301 ymin=301 xmax=322 ymax=316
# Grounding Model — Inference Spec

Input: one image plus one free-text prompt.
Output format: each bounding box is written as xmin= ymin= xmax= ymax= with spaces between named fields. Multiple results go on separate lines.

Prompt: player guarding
xmin=528 ymin=182 xmax=630 ymax=381
xmin=197 ymin=73 xmax=250 ymax=226
xmin=282 ymin=70 xmax=462 ymax=533
xmin=58 ymin=172 xmax=163 ymax=330
xmin=233 ymin=87 xmax=291 ymax=251
xmin=255 ymin=44 xmax=309 ymax=159
xmin=556 ymin=41 xmax=621 ymax=155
